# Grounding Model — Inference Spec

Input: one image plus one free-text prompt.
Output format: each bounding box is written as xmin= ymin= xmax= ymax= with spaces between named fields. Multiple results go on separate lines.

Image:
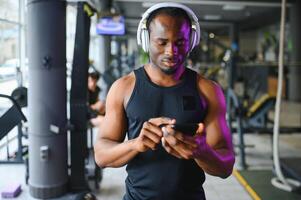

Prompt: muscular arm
xmin=194 ymin=77 xmax=235 ymax=178
xmin=94 ymin=75 xmax=139 ymax=168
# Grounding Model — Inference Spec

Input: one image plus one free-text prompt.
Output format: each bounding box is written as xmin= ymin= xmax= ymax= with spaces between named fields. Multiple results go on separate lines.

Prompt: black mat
xmin=238 ymin=170 xmax=301 ymax=200
xmin=281 ymin=158 xmax=301 ymax=183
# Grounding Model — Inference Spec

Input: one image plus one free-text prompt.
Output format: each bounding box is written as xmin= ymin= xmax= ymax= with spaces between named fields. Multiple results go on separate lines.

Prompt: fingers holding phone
xmin=133 ymin=117 xmax=175 ymax=152
xmin=161 ymin=123 xmax=205 ymax=159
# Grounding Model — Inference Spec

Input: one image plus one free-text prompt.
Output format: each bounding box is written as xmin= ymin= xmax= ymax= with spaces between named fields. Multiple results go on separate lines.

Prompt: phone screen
xmin=173 ymin=123 xmax=198 ymax=136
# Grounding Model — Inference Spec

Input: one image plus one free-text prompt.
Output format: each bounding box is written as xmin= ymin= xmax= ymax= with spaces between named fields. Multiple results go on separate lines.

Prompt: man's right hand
xmin=133 ymin=117 xmax=176 ymax=152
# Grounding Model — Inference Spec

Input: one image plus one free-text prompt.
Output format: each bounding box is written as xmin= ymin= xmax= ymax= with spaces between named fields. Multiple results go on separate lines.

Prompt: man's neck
xmin=144 ymin=64 xmax=186 ymax=87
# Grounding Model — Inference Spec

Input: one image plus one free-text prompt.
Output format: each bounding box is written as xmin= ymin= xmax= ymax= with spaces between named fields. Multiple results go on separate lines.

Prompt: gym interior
xmin=0 ymin=0 xmax=300 ymax=199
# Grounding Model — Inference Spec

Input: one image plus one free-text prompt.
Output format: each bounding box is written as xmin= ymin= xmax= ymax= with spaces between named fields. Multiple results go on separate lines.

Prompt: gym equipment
xmin=6 ymin=87 xmax=28 ymax=164
xmin=86 ymin=129 xmax=103 ymax=190
xmin=246 ymin=94 xmax=275 ymax=127
xmin=228 ymin=92 xmax=277 ymax=131
xmin=271 ymin=0 xmax=301 ymax=192
xmin=0 ymin=94 xmax=27 ymax=164
xmin=11 ymin=86 xmax=27 ymax=108
xmin=70 ymin=1 xmax=102 ymax=193
xmin=1 ymin=183 xmax=22 ymax=198
xmin=137 ymin=2 xmax=201 ymax=53
xmin=280 ymin=158 xmax=301 ymax=183
xmin=235 ymin=94 xmax=277 ymax=132
xmin=70 ymin=1 xmax=93 ymax=191
xmin=227 ymin=88 xmax=301 ymax=169
xmin=227 ymin=89 xmax=247 ymax=169
xmin=0 ymin=94 xmax=26 ymax=140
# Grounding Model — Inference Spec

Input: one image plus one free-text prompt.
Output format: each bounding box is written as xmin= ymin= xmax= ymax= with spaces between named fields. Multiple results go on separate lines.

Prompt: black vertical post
xmin=288 ymin=1 xmax=301 ymax=101
xmin=229 ymin=23 xmax=239 ymax=89
xmin=227 ymin=23 xmax=247 ymax=169
xmin=70 ymin=2 xmax=92 ymax=191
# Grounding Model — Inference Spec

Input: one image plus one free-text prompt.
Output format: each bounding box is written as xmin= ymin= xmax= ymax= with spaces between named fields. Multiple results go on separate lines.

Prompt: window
xmin=0 ymin=0 xmax=22 ymax=95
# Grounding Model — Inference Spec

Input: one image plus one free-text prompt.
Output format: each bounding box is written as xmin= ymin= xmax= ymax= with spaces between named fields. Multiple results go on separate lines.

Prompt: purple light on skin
xmin=181 ymin=20 xmax=192 ymax=53
xmin=193 ymin=84 xmax=233 ymax=161
xmin=195 ymin=135 xmax=204 ymax=146
xmin=172 ymin=64 xmax=185 ymax=80
xmin=199 ymin=94 xmax=208 ymax=111
xmin=214 ymin=82 xmax=232 ymax=146
xmin=193 ymin=134 xmax=209 ymax=158
xmin=218 ymin=115 xmax=232 ymax=145
xmin=214 ymin=82 xmax=227 ymax=109
xmin=165 ymin=20 xmax=191 ymax=78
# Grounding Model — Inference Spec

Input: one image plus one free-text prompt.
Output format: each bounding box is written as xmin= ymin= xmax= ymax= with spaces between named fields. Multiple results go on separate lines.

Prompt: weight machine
xmin=0 ymin=93 xmax=27 ymax=164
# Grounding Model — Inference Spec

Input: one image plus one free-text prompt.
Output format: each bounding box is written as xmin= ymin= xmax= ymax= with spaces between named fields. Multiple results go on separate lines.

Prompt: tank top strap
xmin=131 ymin=67 xmax=143 ymax=90
xmin=184 ymin=68 xmax=198 ymax=89
xmin=133 ymin=66 xmax=145 ymax=79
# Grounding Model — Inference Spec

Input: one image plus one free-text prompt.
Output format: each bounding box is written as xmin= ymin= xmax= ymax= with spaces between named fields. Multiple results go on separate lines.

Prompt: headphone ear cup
xmin=141 ymin=29 xmax=146 ymax=52
xmin=144 ymin=30 xmax=150 ymax=53
xmin=189 ymin=30 xmax=196 ymax=52
xmin=141 ymin=29 xmax=149 ymax=53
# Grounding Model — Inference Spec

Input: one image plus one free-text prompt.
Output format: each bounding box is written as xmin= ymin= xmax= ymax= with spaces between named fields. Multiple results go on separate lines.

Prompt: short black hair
xmin=89 ymin=72 xmax=100 ymax=81
xmin=146 ymin=7 xmax=192 ymax=32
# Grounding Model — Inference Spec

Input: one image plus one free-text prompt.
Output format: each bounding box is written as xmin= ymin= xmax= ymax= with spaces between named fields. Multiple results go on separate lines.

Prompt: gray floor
xmin=94 ymin=165 xmax=253 ymax=200
xmin=0 ymin=161 xmax=253 ymax=200
xmin=0 ymin=101 xmax=300 ymax=200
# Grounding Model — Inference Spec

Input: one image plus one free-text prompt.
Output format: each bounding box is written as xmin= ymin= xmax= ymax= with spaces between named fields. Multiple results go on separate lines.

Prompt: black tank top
xmin=124 ymin=66 xmax=208 ymax=200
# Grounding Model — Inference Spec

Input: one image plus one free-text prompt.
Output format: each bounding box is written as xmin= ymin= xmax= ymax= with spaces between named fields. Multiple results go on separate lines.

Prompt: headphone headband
xmin=137 ymin=2 xmax=201 ymax=52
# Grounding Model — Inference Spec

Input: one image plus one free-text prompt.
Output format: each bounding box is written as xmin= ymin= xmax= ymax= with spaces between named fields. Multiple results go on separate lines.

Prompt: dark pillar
xmin=70 ymin=2 xmax=92 ymax=191
xmin=227 ymin=23 xmax=247 ymax=169
xmin=27 ymin=0 xmax=67 ymax=198
xmin=229 ymin=23 xmax=239 ymax=89
xmin=288 ymin=1 xmax=301 ymax=101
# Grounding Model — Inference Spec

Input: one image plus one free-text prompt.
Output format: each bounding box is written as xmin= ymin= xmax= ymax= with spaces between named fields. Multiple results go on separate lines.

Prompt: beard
xmin=159 ymin=57 xmax=184 ymax=75
xmin=160 ymin=66 xmax=178 ymax=75
xmin=149 ymin=54 xmax=186 ymax=75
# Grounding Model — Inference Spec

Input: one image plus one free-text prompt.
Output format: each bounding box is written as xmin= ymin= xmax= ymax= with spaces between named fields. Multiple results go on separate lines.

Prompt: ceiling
xmin=89 ymin=0 xmax=295 ymax=36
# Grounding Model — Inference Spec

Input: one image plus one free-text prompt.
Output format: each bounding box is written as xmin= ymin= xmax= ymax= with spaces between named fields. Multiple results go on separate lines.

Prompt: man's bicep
xmin=205 ymin=113 xmax=230 ymax=150
xmin=98 ymin=81 xmax=127 ymax=143
xmin=203 ymin=82 xmax=232 ymax=150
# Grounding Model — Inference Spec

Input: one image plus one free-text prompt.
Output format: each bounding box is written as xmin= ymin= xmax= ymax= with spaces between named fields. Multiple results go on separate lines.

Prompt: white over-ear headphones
xmin=137 ymin=2 xmax=201 ymax=53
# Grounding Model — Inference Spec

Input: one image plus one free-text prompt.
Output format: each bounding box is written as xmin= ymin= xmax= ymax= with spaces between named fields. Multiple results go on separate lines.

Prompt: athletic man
xmin=94 ymin=3 xmax=235 ymax=200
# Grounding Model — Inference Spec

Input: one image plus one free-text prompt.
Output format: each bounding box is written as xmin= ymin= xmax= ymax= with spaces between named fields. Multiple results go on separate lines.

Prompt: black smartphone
xmin=173 ymin=123 xmax=199 ymax=136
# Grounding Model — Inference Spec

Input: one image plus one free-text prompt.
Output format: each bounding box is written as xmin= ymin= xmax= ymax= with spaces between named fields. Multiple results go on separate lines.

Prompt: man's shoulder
xmin=196 ymin=74 xmax=213 ymax=87
xmin=196 ymin=75 xmax=223 ymax=96
xmin=119 ymin=65 xmax=145 ymax=84
xmin=115 ymin=71 xmax=135 ymax=86
xmin=109 ymin=71 xmax=136 ymax=99
xmin=107 ymin=71 xmax=136 ymax=107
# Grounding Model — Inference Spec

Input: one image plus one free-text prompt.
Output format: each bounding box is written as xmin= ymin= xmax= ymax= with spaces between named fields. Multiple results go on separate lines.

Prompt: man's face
xmin=148 ymin=14 xmax=191 ymax=74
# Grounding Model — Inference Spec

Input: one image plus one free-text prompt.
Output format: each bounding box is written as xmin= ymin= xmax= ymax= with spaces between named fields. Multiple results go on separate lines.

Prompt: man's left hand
xmin=161 ymin=123 xmax=209 ymax=160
